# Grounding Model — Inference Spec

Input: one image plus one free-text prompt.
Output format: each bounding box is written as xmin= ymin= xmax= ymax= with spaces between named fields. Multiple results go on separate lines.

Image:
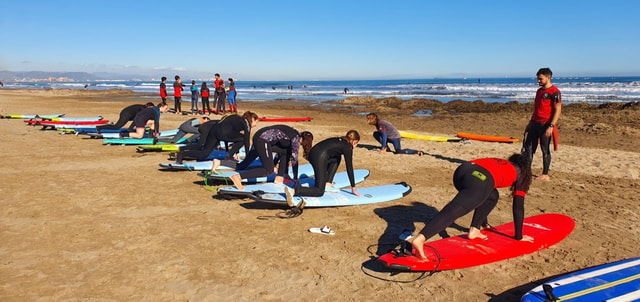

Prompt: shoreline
xmin=1 ymin=88 xmax=639 ymax=301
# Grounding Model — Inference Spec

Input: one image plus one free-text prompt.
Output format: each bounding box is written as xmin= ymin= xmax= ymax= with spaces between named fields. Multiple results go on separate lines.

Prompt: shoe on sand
xmin=309 ymin=225 xmax=335 ymax=235
xmin=284 ymin=187 xmax=295 ymax=208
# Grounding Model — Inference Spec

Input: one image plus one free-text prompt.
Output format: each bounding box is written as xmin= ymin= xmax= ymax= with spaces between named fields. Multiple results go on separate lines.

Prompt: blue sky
xmin=1 ymin=0 xmax=639 ymax=80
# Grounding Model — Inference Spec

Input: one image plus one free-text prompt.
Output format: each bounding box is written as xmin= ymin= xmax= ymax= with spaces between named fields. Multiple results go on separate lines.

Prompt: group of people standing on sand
xmin=159 ymin=74 xmax=237 ymax=116
xmin=102 ymin=67 xmax=562 ymax=261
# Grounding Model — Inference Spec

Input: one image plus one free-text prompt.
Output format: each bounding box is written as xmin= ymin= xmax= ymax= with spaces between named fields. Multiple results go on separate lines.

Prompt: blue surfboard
xmin=89 ymin=129 xmax=179 ymax=139
xmin=206 ymin=163 xmax=315 ymax=184
xmin=217 ymin=169 xmax=371 ymax=197
xmin=160 ymin=155 xmax=258 ymax=171
xmin=522 ymin=257 xmax=640 ymax=302
xmin=251 ymin=182 xmax=412 ymax=207
xmin=103 ymin=135 xmax=187 ymax=145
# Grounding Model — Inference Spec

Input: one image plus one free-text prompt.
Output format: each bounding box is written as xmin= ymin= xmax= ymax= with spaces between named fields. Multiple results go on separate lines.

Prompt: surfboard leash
xmin=256 ymin=198 xmax=305 ymax=220
xmin=202 ymin=171 xmax=231 ymax=193
xmin=360 ymin=242 xmax=439 ymax=283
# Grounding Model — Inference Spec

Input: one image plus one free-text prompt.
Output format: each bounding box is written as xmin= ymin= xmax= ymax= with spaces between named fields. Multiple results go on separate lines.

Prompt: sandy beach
xmin=1 ymin=89 xmax=639 ymax=301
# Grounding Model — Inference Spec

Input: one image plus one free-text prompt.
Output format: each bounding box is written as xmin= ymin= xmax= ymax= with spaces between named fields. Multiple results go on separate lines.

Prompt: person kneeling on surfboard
xmin=409 ymin=153 xmax=534 ymax=260
xmin=212 ymin=127 xmax=314 ymax=190
xmin=366 ymin=113 xmax=422 ymax=155
xmin=284 ymin=130 xmax=362 ymax=206
xmin=122 ymin=103 xmax=169 ymax=139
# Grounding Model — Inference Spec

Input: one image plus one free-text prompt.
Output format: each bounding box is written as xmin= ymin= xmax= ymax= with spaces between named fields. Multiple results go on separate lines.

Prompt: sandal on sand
xmin=309 ymin=225 xmax=335 ymax=235
xmin=284 ymin=187 xmax=295 ymax=208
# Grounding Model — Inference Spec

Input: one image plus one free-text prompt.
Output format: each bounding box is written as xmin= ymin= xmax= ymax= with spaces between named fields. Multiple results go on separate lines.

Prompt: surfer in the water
xmin=409 ymin=153 xmax=534 ymax=261
xmin=284 ymin=130 xmax=362 ymax=204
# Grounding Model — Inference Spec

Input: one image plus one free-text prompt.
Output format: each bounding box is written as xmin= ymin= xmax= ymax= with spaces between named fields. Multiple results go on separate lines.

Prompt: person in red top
xmin=213 ymin=73 xmax=226 ymax=113
xmin=409 ymin=153 xmax=533 ymax=260
xmin=173 ymin=75 xmax=184 ymax=114
xmin=159 ymin=76 xmax=168 ymax=105
xmin=200 ymin=82 xmax=211 ymax=114
xmin=522 ymin=68 xmax=562 ymax=180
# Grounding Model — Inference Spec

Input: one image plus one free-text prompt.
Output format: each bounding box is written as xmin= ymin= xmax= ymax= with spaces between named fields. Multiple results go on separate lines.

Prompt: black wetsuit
xmin=179 ymin=115 xmax=250 ymax=162
xmin=96 ymin=104 xmax=146 ymax=133
xmin=522 ymin=122 xmax=552 ymax=174
xmin=418 ymin=159 xmax=526 ymax=241
xmin=295 ymin=137 xmax=356 ymax=197
xmin=235 ymin=125 xmax=301 ymax=180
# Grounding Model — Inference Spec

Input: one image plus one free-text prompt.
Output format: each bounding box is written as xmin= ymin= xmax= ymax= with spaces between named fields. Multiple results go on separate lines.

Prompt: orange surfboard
xmin=457 ymin=132 xmax=519 ymax=143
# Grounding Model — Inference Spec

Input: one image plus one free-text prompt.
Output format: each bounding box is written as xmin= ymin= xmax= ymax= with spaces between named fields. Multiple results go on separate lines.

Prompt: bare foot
xmin=230 ymin=173 xmax=244 ymax=190
xmin=211 ymin=159 xmax=221 ymax=173
xmin=536 ymin=174 xmax=551 ymax=181
xmin=410 ymin=234 xmax=428 ymax=261
xmin=468 ymin=227 xmax=488 ymax=240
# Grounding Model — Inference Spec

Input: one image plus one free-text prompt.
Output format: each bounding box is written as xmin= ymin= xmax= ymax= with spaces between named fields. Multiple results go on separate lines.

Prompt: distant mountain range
xmin=0 ymin=70 xmax=151 ymax=81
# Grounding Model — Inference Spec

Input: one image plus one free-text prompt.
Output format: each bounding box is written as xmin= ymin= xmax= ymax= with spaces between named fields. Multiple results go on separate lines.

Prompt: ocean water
xmin=4 ymin=76 xmax=640 ymax=104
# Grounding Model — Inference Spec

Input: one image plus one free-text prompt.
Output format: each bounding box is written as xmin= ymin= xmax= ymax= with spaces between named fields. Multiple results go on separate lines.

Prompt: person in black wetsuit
xmin=156 ymin=116 xmax=210 ymax=144
xmin=284 ymin=130 xmax=362 ymax=204
xmin=408 ymin=153 xmax=534 ymax=260
xmin=212 ymin=126 xmax=313 ymax=190
xmin=96 ymin=102 xmax=154 ymax=133
xmin=175 ymin=111 xmax=259 ymax=163
xmin=121 ymin=103 xmax=169 ymax=138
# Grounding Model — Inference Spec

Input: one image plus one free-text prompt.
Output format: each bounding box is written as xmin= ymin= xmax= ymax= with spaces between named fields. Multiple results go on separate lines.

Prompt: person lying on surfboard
xmin=284 ymin=130 xmax=362 ymax=205
xmin=211 ymin=126 xmax=314 ymax=190
xmin=409 ymin=153 xmax=534 ymax=261
xmin=366 ymin=113 xmax=422 ymax=155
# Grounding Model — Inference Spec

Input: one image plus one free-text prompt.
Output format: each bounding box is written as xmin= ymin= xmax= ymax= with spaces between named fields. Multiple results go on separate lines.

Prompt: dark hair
xmin=300 ymin=131 xmax=314 ymax=159
xmin=175 ymin=75 xmax=180 ymax=80
xmin=509 ymin=153 xmax=532 ymax=193
xmin=241 ymin=111 xmax=259 ymax=121
xmin=366 ymin=113 xmax=379 ymax=124
xmin=537 ymin=68 xmax=553 ymax=77
xmin=342 ymin=130 xmax=360 ymax=148
xmin=145 ymin=102 xmax=155 ymax=107
xmin=215 ymin=73 xmax=220 ymax=77
xmin=156 ymin=102 xmax=168 ymax=108
xmin=161 ymin=76 xmax=167 ymax=81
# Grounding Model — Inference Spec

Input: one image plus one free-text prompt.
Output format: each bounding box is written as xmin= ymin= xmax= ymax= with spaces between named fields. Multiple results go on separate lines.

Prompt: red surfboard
xmin=378 ymin=213 xmax=574 ymax=271
xmin=26 ymin=120 xmax=109 ymax=126
xmin=258 ymin=117 xmax=313 ymax=122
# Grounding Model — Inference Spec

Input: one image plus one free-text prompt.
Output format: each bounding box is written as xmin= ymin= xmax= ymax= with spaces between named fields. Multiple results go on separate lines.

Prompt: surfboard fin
xmin=542 ymin=284 xmax=559 ymax=301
